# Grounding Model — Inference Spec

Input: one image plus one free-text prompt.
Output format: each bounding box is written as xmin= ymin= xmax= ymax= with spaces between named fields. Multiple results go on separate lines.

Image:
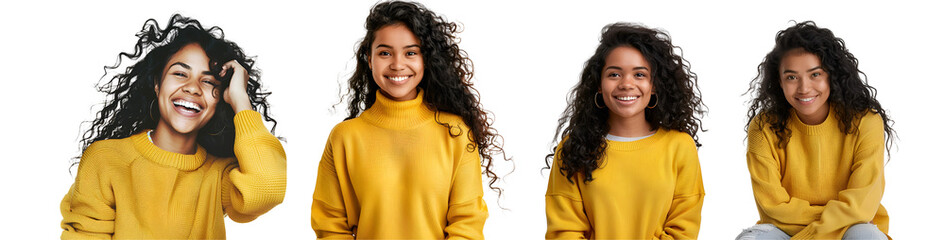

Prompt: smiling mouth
xmin=616 ymin=96 xmax=639 ymax=101
xmin=386 ymin=75 xmax=412 ymax=83
xmin=173 ymin=99 xmax=203 ymax=113
xmin=797 ymin=96 xmax=817 ymax=103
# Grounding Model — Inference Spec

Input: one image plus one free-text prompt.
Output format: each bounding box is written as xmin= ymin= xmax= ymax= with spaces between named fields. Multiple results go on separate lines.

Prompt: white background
xmin=1 ymin=0 xmax=942 ymax=239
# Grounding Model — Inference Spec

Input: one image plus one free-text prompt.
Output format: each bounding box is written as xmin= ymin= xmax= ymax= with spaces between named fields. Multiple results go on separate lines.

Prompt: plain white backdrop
xmin=1 ymin=0 xmax=942 ymax=239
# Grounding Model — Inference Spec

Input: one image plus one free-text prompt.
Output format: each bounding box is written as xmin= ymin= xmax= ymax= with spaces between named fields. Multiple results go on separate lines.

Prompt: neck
xmin=607 ymin=114 xmax=654 ymax=138
xmin=152 ymin=122 xmax=199 ymax=155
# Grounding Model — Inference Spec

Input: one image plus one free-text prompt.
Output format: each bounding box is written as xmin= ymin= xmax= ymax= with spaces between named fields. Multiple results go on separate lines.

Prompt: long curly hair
xmin=746 ymin=21 xmax=895 ymax=154
xmin=546 ymin=23 xmax=706 ymax=183
xmin=343 ymin=1 xmax=508 ymax=193
xmin=77 ymin=14 xmax=277 ymax=162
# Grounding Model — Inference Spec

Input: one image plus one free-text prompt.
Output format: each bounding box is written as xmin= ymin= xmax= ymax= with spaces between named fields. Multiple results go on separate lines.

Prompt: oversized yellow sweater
xmin=546 ymin=128 xmax=705 ymax=240
xmin=311 ymin=90 xmax=488 ymax=239
xmin=747 ymin=109 xmax=889 ymax=239
xmin=60 ymin=110 xmax=287 ymax=239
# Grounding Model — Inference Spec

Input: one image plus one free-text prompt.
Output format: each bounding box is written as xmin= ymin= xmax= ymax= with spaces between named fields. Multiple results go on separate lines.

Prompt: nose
xmin=182 ymin=78 xmax=201 ymax=96
xmin=617 ymin=76 xmax=636 ymax=90
xmin=389 ymin=54 xmax=406 ymax=70
xmin=797 ymin=76 xmax=812 ymax=94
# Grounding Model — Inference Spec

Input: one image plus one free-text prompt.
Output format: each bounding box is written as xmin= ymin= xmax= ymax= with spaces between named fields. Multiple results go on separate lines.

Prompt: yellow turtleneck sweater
xmin=311 ymin=90 xmax=488 ymax=239
xmin=60 ymin=110 xmax=286 ymax=239
xmin=546 ymin=128 xmax=705 ymax=240
xmin=747 ymin=109 xmax=889 ymax=239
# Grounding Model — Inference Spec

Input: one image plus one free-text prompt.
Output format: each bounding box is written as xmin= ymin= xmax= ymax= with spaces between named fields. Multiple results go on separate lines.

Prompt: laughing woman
xmin=736 ymin=21 xmax=895 ymax=240
xmin=545 ymin=23 xmax=707 ymax=239
xmin=311 ymin=1 xmax=506 ymax=239
xmin=60 ymin=15 xmax=285 ymax=239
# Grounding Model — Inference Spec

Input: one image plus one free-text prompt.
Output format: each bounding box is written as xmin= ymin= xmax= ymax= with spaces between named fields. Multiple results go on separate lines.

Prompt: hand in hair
xmin=220 ymin=60 xmax=252 ymax=112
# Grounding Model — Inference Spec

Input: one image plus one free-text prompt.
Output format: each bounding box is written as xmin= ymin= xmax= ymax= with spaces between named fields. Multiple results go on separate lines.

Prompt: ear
xmin=154 ymin=81 xmax=160 ymax=95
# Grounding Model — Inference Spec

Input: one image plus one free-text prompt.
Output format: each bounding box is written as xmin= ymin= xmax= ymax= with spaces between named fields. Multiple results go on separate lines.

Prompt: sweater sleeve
xmin=545 ymin=156 xmax=591 ymax=240
xmin=221 ymin=110 xmax=287 ymax=223
xmin=790 ymin=114 xmax=886 ymax=240
xmin=659 ymin=139 xmax=705 ymax=240
xmin=747 ymin=121 xmax=826 ymax=226
xmin=60 ymin=143 xmax=116 ymax=240
xmin=444 ymin=148 xmax=489 ymax=240
xmin=311 ymin=133 xmax=356 ymax=239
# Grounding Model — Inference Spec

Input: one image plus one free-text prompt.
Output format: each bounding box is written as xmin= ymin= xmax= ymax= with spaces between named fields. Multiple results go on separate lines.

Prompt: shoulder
xmin=661 ymin=128 xmax=697 ymax=149
xmin=326 ymin=118 xmax=369 ymax=140
xmin=857 ymin=110 xmax=884 ymax=130
xmin=748 ymin=113 xmax=774 ymax=134
xmin=81 ymin=137 xmax=136 ymax=166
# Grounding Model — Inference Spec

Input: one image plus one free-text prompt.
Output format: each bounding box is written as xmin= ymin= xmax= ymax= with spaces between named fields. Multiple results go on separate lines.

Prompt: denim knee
xmin=736 ymin=224 xmax=790 ymax=240
xmin=841 ymin=223 xmax=887 ymax=240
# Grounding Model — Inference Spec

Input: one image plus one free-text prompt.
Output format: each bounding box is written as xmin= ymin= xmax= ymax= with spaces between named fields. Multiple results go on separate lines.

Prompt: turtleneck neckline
xmin=131 ymin=131 xmax=207 ymax=171
xmin=360 ymin=89 xmax=436 ymax=130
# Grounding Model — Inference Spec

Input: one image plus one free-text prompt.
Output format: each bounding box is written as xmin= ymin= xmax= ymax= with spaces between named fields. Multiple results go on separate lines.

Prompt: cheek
xmin=412 ymin=59 xmax=424 ymax=75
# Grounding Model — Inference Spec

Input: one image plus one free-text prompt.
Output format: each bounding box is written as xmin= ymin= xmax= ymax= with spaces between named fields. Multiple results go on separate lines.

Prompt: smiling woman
xmin=310 ymin=1 xmax=508 ymax=239
xmin=545 ymin=22 xmax=707 ymax=240
xmin=60 ymin=14 xmax=285 ymax=239
xmin=738 ymin=21 xmax=896 ymax=240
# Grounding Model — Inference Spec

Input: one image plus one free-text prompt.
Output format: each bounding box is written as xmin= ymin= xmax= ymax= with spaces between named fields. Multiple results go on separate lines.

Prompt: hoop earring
xmin=647 ymin=93 xmax=658 ymax=109
xmin=149 ymin=99 xmax=157 ymax=120
xmin=594 ymin=92 xmax=605 ymax=109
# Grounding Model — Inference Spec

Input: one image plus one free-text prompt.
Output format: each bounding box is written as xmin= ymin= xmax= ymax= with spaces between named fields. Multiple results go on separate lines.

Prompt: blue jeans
xmin=735 ymin=223 xmax=887 ymax=240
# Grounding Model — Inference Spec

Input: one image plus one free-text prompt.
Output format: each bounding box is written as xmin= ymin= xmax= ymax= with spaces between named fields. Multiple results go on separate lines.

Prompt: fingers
xmin=218 ymin=60 xmax=246 ymax=77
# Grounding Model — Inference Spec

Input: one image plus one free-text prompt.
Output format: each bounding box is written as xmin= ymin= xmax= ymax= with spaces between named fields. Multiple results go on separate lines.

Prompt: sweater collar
xmin=131 ymin=131 xmax=207 ymax=171
xmin=789 ymin=105 xmax=839 ymax=136
xmin=605 ymin=127 xmax=667 ymax=151
xmin=360 ymin=89 xmax=436 ymax=129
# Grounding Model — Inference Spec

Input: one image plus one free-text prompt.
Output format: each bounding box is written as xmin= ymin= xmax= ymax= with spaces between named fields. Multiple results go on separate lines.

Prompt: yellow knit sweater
xmin=546 ymin=128 xmax=705 ymax=240
xmin=747 ymin=109 xmax=889 ymax=239
xmin=311 ymin=90 xmax=488 ymax=239
xmin=60 ymin=110 xmax=286 ymax=239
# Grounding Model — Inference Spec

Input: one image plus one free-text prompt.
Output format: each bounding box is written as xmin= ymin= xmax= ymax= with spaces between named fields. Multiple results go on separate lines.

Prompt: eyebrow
xmin=782 ymin=66 xmax=823 ymax=74
xmin=168 ymin=62 xmax=214 ymax=76
xmin=375 ymin=44 xmax=421 ymax=49
xmin=604 ymin=66 xmax=649 ymax=71
xmin=169 ymin=62 xmax=191 ymax=70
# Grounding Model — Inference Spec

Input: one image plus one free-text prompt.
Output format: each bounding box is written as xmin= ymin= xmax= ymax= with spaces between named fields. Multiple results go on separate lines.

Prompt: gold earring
xmin=594 ymin=92 xmax=605 ymax=109
xmin=647 ymin=93 xmax=658 ymax=109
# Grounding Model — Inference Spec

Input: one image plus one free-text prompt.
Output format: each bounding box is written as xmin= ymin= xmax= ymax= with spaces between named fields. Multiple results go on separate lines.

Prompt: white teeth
xmin=173 ymin=100 xmax=203 ymax=112
xmin=388 ymin=76 xmax=409 ymax=82
xmin=616 ymin=96 xmax=639 ymax=101
xmin=799 ymin=97 xmax=814 ymax=102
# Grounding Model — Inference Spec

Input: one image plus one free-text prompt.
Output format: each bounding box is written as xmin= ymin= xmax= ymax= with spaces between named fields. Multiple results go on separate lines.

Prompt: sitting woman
xmin=737 ymin=21 xmax=895 ymax=240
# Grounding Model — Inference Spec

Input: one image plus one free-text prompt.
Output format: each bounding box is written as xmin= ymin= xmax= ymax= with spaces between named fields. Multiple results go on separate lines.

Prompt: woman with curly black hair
xmin=545 ymin=23 xmax=706 ymax=239
xmin=59 ymin=14 xmax=285 ymax=239
xmin=311 ymin=1 xmax=506 ymax=239
xmin=736 ymin=21 xmax=895 ymax=240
